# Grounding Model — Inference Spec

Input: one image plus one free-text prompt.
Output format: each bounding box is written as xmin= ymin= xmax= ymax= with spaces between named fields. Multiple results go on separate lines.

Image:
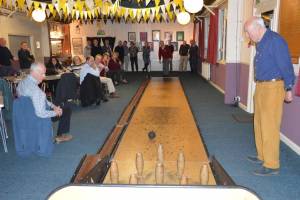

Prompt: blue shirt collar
xmin=257 ymin=29 xmax=271 ymax=47
xmin=28 ymin=75 xmax=38 ymax=85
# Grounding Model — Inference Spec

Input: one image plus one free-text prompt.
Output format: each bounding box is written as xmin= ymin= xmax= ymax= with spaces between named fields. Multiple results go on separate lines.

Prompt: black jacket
xmin=55 ymin=73 xmax=79 ymax=105
xmin=18 ymin=49 xmax=34 ymax=69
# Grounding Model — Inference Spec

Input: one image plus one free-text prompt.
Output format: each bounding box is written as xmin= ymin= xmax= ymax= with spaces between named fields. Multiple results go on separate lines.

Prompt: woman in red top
xmin=108 ymin=52 xmax=127 ymax=85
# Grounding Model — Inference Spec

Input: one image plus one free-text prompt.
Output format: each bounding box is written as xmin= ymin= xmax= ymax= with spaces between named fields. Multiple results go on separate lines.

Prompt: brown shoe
xmin=109 ymin=93 xmax=120 ymax=98
xmin=55 ymin=136 xmax=66 ymax=144
xmin=62 ymin=134 xmax=73 ymax=141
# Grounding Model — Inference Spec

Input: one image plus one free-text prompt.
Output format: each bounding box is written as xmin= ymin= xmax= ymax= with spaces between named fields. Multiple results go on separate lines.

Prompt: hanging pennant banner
xmin=145 ymin=0 xmax=151 ymax=6
xmin=26 ymin=0 xmax=32 ymax=9
xmin=46 ymin=9 xmax=51 ymax=17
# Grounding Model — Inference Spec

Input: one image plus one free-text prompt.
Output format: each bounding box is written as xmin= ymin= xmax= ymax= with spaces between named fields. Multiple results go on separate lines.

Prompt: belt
xmin=255 ymin=78 xmax=283 ymax=83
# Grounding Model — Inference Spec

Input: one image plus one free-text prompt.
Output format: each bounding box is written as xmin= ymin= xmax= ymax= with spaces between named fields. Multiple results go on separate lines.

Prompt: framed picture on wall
xmin=164 ymin=32 xmax=173 ymax=41
xmin=140 ymin=32 xmax=148 ymax=42
xmin=128 ymin=32 xmax=136 ymax=42
xmin=171 ymin=42 xmax=178 ymax=51
xmin=152 ymin=30 xmax=160 ymax=41
xmin=72 ymin=38 xmax=83 ymax=55
xmin=176 ymin=31 xmax=184 ymax=41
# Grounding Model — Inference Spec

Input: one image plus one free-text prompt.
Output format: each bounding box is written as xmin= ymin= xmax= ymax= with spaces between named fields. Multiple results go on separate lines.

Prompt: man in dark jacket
xmin=0 ymin=38 xmax=15 ymax=76
xmin=189 ymin=40 xmax=199 ymax=73
xmin=179 ymin=41 xmax=190 ymax=71
xmin=114 ymin=40 xmax=125 ymax=64
xmin=18 ymin=42 xmax=34 ymax=70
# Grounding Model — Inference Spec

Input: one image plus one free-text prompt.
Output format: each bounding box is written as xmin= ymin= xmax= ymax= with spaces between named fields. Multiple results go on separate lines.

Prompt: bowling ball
xmin=148 ymin=131 xmax=156 ymax=140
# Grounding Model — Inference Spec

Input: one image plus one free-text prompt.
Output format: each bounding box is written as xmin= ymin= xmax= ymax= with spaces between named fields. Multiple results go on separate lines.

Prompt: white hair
xmin=253 ymin=17 xmax=266 ymax=28
xmin=30 ymin=62 xmax=44 ymax=72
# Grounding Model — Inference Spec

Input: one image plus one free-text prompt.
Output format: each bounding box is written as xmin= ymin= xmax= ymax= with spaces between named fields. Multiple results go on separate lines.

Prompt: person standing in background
xmin=123 ymin=41 xmax=129 ymax=71
xmin=189 ymin=40 xmax=199 ymax=74
xmin=114 ymin=41 xmax=125 ymax=67
xmin=167 ymin=40 xmax=174 ymax=71
xmin=18 ymin=42 xmax=34 ymax=70
xmin=244 ymin=16 xmax=295 ymax=176
xmin=158 ymin=41 xmax=172 ymax=76
xmin=91 ymin=39 xmax=103 ymax=58
xmin=0 ymin=38 xmax=16 ymax=76
xmin=83 ymin=40 xmax=92 ymax=58
xmin=129 ymin=42 xmax=139 ymax=72
xmin=102 ymin=40 xmax=112 ymax=56
xmin=142 ymin=41 xmax=151 ymax=72
xmin=179 ymin=41 xmax=190 ymax=71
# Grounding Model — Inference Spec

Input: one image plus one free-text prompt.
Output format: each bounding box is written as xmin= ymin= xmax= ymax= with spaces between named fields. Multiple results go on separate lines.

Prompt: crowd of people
xmin=1 ymin=37 xmax=200 ymax=149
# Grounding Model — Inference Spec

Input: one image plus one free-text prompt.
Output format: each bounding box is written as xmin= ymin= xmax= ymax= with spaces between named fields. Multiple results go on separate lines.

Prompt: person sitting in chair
xmin=79 ymin=56 xmax=107 ymax=107
xmin=16 ymin=62 xmax=73 ymax=144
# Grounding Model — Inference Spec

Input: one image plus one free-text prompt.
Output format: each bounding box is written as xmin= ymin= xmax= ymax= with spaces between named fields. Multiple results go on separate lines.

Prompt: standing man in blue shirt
xmin=244 ymin=17 xmax=295 ymax=176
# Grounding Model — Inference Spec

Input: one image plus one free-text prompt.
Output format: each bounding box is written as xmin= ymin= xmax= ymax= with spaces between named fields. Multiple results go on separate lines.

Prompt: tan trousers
xmin=179 ymin=56 xmax=189 ymax=71
xmin=254 ymin=81 xmax=285 ymax=169
xmin=100 ymin=76 xmax=115 ymax=94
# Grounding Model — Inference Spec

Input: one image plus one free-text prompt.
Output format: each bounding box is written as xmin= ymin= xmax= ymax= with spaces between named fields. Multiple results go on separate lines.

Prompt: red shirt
xmin=108 ymin=59 xmax=121 ymax=71
xmin=158 ymin=46 xmax=173 ymax=60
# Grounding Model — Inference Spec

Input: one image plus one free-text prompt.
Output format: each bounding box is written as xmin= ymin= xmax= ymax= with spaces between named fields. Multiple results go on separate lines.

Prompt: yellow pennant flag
xmin=156 ymin=13 xmax=161 ymax=22
xmin=87 ymin=10 xmax=92 ymax=19
xmin=58 ymin=0 xmax=66 ymax=11
xmin=33 ymin=1 xmax=39 ymax=9
xmin=80 ymin=11 xmax=83 ymax=19
xmin=76 ymin=0 xmax=84 ymax=12
xmin=166 ymin=3 xmax=171 ymax=13
xmin=71 ymin=10 xmax=76 ymax=18
xmin=0 ymin=0 xmax=2 ymax=7
xmin=95 ymin=0 xmax=102 ymax=8
xmin=17 ymin=0 xmax=25 ymax=9
xmin=155 ymin=0 xmax=160 ymax=6
xmin=48 ymin=4 xmax=54 ymax=15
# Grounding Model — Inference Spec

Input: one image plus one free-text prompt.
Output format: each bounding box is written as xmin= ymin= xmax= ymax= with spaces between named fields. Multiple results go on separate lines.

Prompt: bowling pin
xmin=136 ymin=152 xmax=144 ymax=177
xmin=110 ymin=160 xmax=119 ymax=184
xmin=200 ymin=164 xmax=209 ymax=185
xmin=137 ymin=176 xmax=145 ymax=184
xmin=129 ymin=173 xmax=138 ymax=184
xmin=157 ymin=144 xmax=164 ymax=164
xmin=177 ymin=151 xmax=185 ymax=179
xmin=155 ymin=162 xmax=164 ymax=184
xmin=180 ymin=175 xmax=188 ymax=185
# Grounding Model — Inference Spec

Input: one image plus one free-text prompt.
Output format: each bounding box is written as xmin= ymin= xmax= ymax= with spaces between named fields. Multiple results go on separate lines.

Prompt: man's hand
xmin=54 ymin=106 xmax=63 ymax=117
xmin=284 ymin=91 xmax=293 ymax=103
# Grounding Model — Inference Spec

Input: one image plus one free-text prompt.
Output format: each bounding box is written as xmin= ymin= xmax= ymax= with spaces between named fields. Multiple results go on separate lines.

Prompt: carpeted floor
xmin=0 ymin=72 xmax=299 ymax=200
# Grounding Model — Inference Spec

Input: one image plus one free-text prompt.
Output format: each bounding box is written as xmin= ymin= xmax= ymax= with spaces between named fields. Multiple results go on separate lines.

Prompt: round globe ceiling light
xmin=32 ymin=9 xmax=46 ymax=22
xmin=177 ymin=11 xmax=190 ymax=25
xmin=184 ymin=0 xmax=204 ymax=14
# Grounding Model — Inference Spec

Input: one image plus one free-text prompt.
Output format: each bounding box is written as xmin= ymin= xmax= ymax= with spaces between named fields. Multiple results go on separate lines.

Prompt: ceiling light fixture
xmin=177 ymin=11 xmax=190 ymax=25
xmin=32 ymin=9 xmax=46 ymax=22
xmin=184 ymin=0 xmax=204 ymax=14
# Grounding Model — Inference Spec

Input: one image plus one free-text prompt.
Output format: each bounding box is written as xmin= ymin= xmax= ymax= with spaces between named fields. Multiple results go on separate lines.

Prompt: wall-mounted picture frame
xmin=140 ymin=32 xmax=148 ymax=42
xmin=171 ymin=42 xmax=178 ymax=51
xmin=128 ymin=32 xmax=136 ymax=42
xmin=72 ymin=38 xmax=83 ymax=55
xmin=152 ymin=30 xmax=160 ymax=41
xmin=176 ymin=31 xmax=184 ymax=41
xmin=164 ymin=32 xmax=173 ymax=41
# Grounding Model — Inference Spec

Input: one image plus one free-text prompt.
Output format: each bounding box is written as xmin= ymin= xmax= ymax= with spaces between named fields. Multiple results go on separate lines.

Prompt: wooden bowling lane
xmin=103 ymin=77 xmax=215 ymax=185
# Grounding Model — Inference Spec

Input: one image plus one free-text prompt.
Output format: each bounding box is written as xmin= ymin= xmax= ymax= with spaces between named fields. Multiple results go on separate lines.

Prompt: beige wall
xmin=0 ymin=14 xmax=50 ymax=62
xmin=240 ymin=0 xmax=254 ymax=65
xmin=69 ymin=21 xmax=194 ymax=70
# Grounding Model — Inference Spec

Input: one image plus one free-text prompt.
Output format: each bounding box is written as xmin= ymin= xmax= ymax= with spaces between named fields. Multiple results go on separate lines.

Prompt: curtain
xmin=198 ymin=18 xmax=205 ymax=60
xmin=207 ymin=9 xmax=219 ymax=65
